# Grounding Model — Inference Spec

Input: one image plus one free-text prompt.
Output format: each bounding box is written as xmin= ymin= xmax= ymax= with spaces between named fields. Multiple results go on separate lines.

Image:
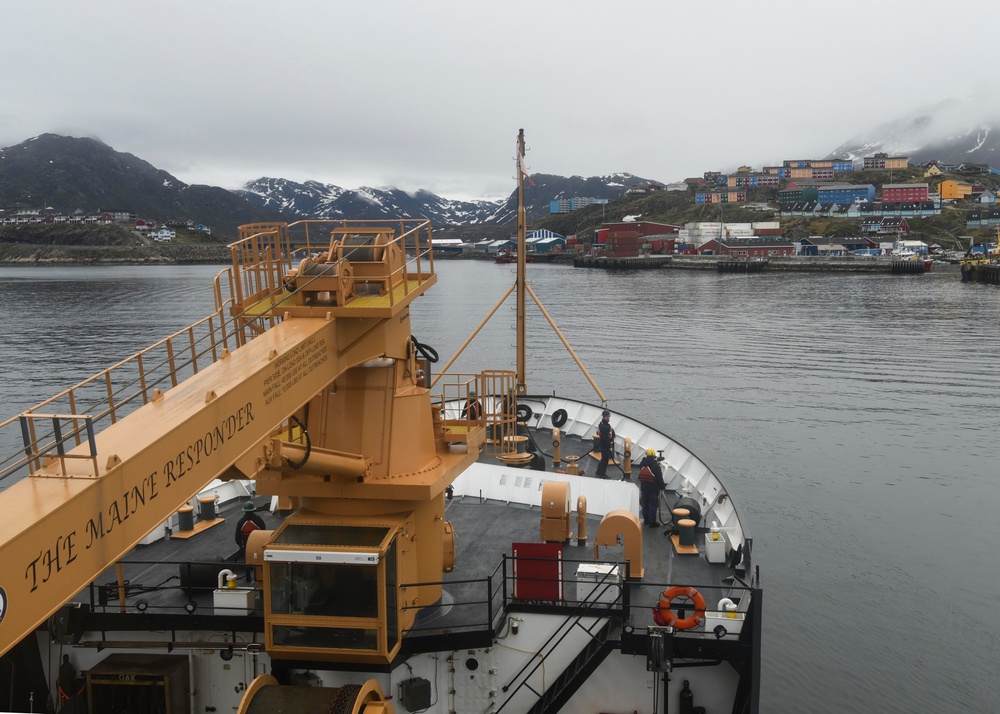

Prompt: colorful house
xmin=816 ymin=184 xmax=875 ymax=205
xmin=864 ymin=153 xmax=909 ymax=170
xmin=861 ymin=217 xmax=910 ymax=236
xmin=881 ymin=183 xmax=929 ymax=203
xmin=728 ymin=174 xmax=780 ymax=188
xmin=695 ymin=189 xmax=749 ymax=204
xmin=939 ymin=180 xmax=974 ymax=200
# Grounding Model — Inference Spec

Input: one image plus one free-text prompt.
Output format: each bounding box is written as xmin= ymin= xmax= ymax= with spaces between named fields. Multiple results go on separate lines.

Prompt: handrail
xmin=78 ymin=552 xmax=752 ymax=617
xmin=225 ymin=219 xmax=436 ymax=323
xmin=0 ymin=218 xmax=439 ymax=484
xmin=0 ymin=304 xmax=237 ymax=482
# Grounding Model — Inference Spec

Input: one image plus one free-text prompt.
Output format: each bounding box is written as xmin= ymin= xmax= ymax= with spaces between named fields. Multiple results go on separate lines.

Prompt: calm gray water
xmin=1 ymin=261 xmax=998 ymax=711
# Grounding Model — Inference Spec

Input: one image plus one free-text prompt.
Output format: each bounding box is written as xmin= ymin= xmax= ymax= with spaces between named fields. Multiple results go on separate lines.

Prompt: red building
xmin=861 ymin=217 xmax=910 ymax=235
xmin=699 ymin=237 xmax=795 ymax=257
xmin=881 ymin=183 xmax=929 ymax=203
xmin=602 ymin=221 xmax=680 ymax=257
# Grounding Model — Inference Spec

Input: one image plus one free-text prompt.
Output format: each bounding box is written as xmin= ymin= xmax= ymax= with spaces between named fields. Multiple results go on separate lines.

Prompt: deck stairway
xmin=502 ymin=616 xmax=621 ymax=714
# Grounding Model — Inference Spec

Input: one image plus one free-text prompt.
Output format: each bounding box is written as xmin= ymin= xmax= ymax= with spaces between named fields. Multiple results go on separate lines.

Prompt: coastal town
xmin=463 ymin=152 xmax=999 ymax=265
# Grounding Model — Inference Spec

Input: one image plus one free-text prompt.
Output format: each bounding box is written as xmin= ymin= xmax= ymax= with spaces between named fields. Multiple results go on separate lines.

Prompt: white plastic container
xmin=575 ymin=563 xmax=620 ymax=605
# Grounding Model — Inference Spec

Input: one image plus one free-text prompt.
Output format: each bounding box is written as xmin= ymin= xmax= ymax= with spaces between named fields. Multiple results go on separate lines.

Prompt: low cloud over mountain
xmin=829 ymin=95 xmax=1000 ymax=167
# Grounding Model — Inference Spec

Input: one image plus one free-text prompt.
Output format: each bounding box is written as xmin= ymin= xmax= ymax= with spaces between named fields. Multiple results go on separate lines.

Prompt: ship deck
xmin=75 ymin=426 xmax=750 ymax=650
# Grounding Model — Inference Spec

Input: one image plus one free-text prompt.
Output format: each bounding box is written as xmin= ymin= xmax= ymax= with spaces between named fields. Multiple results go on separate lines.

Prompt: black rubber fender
xmin=516 ymin=404 xmax=533 ymax=422
xmin=551 ymin=408 xmax=568 ymax=428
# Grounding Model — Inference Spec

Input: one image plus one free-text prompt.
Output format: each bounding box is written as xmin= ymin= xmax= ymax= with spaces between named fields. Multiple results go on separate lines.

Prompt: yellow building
xmin=939 ymin=180 xmax=973 ymax=200
xmin=864 ymin=153 xmax=910 ymax=170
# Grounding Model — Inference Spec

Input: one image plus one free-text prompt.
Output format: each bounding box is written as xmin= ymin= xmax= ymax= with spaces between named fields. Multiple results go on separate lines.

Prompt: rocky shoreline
xmin=0 ymin=243 xmax=231 ymax=265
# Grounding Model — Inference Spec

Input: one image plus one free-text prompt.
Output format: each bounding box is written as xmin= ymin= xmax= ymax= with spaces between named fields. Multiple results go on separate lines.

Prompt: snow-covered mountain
xmin=235 ymin=178 xmax=504 ymax=225
xmin=0 ymin=132 xmax=662 ymax=230
xmin=236 ymin=172 xmax=660 ymax=225
xmin=828 ymin=95 xmax=1000 ymax=166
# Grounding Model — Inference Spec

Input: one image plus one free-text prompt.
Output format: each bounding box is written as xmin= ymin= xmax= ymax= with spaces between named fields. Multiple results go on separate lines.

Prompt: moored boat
xmin=0 ymin=131 xmax=760 ymax=714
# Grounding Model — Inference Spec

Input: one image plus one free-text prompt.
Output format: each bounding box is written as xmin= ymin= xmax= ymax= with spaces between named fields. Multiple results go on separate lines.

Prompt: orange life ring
xmin=652 ymin=586 xmax=706 ymax=630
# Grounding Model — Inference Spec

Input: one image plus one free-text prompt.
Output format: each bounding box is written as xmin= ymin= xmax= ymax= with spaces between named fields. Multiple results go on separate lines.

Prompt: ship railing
xmin=86 ymin=558 xmax=236 ymax=615
xmin=491 ymin=556 xmax=756 ymax=712
xmin=220 ymin=219 xmax=436 ymax=344
xmin=433 ymin=372 xmax=520 ymax=456
xmin=399 ymin=554 xmax=627 ymax=645
xmin=0 ymin=219 xmax=438 ymax=483
xmin=0 ymin=306 xmax=236 ymax=483
xmin=54 ymin=553 xmax=757 ymax=657
xmin=400 ymin=552 xmax=756 ymax=688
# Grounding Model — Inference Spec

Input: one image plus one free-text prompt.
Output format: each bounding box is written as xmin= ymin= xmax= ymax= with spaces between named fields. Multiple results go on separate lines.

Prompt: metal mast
xmin=516 ymin=129 xmax=527 ymax=395
xmin=434 ymin=129 xmax=606 ymax=404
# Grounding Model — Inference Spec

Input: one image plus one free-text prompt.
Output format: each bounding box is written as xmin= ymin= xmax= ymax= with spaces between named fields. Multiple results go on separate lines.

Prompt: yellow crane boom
xmin=0 ymin=220 xmax=480 ymax=662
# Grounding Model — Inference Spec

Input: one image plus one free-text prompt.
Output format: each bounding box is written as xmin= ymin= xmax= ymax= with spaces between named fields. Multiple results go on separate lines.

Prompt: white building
xmin=151 ymin=228 xmax=176 ymax=243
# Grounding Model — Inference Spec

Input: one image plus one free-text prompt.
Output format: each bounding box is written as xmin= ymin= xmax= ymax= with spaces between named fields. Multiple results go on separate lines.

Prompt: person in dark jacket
xmin=595 ymin=409 xmax=616 ymax=478
xmin=235 ymin=501 xmax=266 ymax=561
xmin=638 ymin=448 xmax=665 ymax=526
xmin=58 ymin=653 xmax=84 ymax=709
xmin=462 ymin=389 xmax=482 ymax=421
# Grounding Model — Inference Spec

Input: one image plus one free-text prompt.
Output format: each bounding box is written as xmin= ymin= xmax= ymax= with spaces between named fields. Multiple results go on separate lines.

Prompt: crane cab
xmin=261 ymin=511 xmax=420 ymax=666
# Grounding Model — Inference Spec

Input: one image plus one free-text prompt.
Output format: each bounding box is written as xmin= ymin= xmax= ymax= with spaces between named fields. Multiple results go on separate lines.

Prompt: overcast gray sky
xmin=2 ymin=0 xmax=995 ymax=200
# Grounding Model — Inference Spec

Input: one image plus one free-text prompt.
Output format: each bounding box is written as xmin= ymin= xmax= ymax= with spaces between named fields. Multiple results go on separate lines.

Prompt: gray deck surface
xmin=88 ymin=428 xmax=741 ymax=635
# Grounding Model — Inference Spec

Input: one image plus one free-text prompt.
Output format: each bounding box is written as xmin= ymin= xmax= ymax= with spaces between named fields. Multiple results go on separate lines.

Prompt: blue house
xmin=816 ymin=184 xmax=874 ymax=205
xmin=529 ymin=236 xmax=566 ymax=253
xmin=523 ymin=229 xmax=566 ymax=253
